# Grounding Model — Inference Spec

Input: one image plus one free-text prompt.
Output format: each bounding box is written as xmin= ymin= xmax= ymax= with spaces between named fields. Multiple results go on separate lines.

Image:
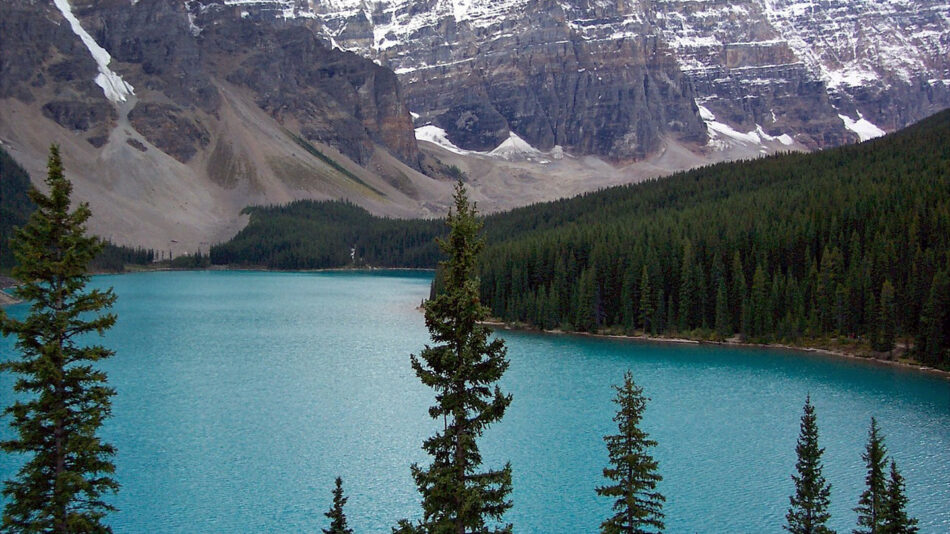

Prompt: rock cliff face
xmin=649 ymin=0 xmax=950 ymax=146
xmin=0 ymin=0 xmax=438 ymax=253
xmin=0 ymin=0 xmax=420 ymax=167
xmin=1 ymin=0 xmax=948 ymax=249
xmin=311 ymin=0 xmax=708 ymax=160
xmin=305 ymin=0 xmax=949 ymax=151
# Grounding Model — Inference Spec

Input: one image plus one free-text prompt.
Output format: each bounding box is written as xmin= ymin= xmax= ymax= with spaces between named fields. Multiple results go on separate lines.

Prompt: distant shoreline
xmin=10 ymin=267 xmax=948 ymax=380
xmin=481 ymin=321 xmax=950 ymax=380
xmin=92 ymin=265 xmax=436 ymax=275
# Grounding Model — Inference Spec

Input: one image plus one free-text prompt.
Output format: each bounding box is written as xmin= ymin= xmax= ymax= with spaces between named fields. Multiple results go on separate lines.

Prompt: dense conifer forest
xmin=210 ymin=201 xmax=445 ymax=269
xmin=212 ymin=110 xmax=950 ymax=368
xmin=476 ymin=110 xmax=950 ymax=368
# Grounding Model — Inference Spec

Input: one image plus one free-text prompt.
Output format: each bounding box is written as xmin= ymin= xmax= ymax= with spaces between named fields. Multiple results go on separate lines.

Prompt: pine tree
xmin=638 ymin=266 xmax=653 ymax=334
xmin=323 ymin=477 xmax=354 ymax=534
xmin=395 ymin=182 xmax=513 ymax=534
xmin=678 ymin=240 xmax=695 ymax=332
xmin=0 ymin=145 xmax=119 ymax=533
xmin=873 ymin=281 xmax=896 ymax=353
xmin=715 ymin=276 xmax=731 ymax=338
xmin=785 ymin=396 xmax=834 ymax=534
xmin=751 ymin=263 xmax=771 ymax=339
xmin=854 ymin=418 xmax=888 ymax=534
xmin=881 ymin=461 xmax=918 ymax=534
xmin=596 ymin=371 xmax=665 ymax=534
xmin=916 ymin=270 xmax=949 ymax=366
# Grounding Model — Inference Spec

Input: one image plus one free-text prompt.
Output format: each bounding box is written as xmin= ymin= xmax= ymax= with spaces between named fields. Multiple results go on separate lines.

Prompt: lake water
xmin=1 ymin=271 xmax=948 ymax=533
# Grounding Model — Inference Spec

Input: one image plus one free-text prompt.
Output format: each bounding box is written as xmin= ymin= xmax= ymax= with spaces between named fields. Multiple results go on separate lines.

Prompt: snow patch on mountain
xmin=416 ymin=125 xmax=562 ymax=162
xmin=838 ymin=114 xmax=887 ymax=141
xmin=53 ymin=0 xmax=135 ymax=104
xmin=698 ymin=104 xmax=795 ymax=150
xmin=415 ymin=125 xmax=471 ymax=155
xmin=489 ymin=133 xmax=542 ymax=160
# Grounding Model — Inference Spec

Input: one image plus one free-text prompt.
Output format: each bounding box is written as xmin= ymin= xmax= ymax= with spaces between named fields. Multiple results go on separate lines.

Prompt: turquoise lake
xmin=1 ymin=270 xmax=948 ymax=532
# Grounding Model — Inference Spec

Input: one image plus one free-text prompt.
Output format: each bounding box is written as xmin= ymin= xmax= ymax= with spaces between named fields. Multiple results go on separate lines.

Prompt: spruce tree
xmin=596 ymin=371 xmax=665 ymax=534
xmin=785 ymin=396 xmax=834 ymax=534
xmin=873 ymin=281 xmax=896 ymax=353
xmin=916 ymin=270 xmax=949 ymax=366
xmin=854 ymin=418 xmax=888 ymax=534
xmin=0 ymin=145 xmax=118 ymax=533
xmin=678 ymin=240 xmax=695 ymax=332
xmin=638 ymin=266 xmax=653 ymax=334
xmin=715 ymin=276 xmax=731 ymax=338
xmin=881 ymin=461 xmax=918 ymax=534
xmin=323 ymin=477 xmax=354 ymax=534
xmin=395 ymin=182 xmax=513 ymax=534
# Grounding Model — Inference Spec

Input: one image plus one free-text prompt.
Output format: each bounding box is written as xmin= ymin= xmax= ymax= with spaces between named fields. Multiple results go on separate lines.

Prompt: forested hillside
xmin=210 ymin=201 xmax=445 ymax=269
xmin=215 ymin=110 xmax=950 ymax=366
xmin=477 ymin=110 xmax=950 ymax=367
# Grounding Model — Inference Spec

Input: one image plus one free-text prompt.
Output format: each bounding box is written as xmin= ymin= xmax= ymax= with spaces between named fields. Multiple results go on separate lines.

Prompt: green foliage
xmin=872 ymin=280 xmax=896 ymax=352
xmin=881 ymin=462 xmax=918 ymax=534
xmin=323 ymin=477 xmax=354 ymax=534
xmin=915 ymin=269 xmax=950 ymax=366
xmin=854 ymin=418 xmax=888 ymax=534
xmin=475 ymin=110 xmax=950 ymax=368
xmin=785 ymin=396 xmax=834 ymax=534
xmin=210 ymin=200 xmax=445 ymax=270
xmin=169 ymin=252 xmax=211 ymax=269
xmin=0 ymin=146 xmax=118 ymax=533
xmin=0 ymin=147 xmax=154 ymax=274
xmin=596 ymin=371 xmax=664 ymax=534
xmin=397 ymin=183 xmax=513 ymax=534
xmin=443 ymin=164 xmax=467 ymax=182
xmin=90 ymin=242 xmax=156 ymax=273
xmin=216 ymin=111 xmax=950 ymax=367
xmin=0 ymin=146 xmax=35 ymax=272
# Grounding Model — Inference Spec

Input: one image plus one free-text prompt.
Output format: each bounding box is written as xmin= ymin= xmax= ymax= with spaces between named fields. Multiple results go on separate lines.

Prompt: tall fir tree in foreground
xmin=323 ymin=477 xmax=353 ymax=534
xmin=881 ymin=461 xmax=918 ymax=534
xmin=0 ymin=146 xmax=118 ymax=533
xmin=785 ymin=396 xmax=834 ymax=534
xmin=596 ymin=371 xmax=665 ymax=534
xmin=395 ymin=182 xmax=513 ymax=534
xmin=854 ymin=418 xmax=888 ymax=534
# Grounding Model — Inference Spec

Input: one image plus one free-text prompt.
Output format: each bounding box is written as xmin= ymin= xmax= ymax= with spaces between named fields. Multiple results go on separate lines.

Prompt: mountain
xmin=0 ymin=0 xmax=947 ymax=251
xmin=309 ymin=0 xmax=949 ymax=154
xmin=210 ymin=109 xmax=950 ymax=367
xmin=0 ymin=0 xmax=454 ymax=254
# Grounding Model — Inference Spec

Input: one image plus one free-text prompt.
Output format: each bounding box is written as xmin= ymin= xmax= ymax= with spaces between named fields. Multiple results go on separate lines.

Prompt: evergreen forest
xmin=475 ymin=110 xmax=950 ymax=368
xmin=211 ymin=110 xmax=950 ymax=368
xmin=0 ymin=147 xmax=34 ymax=272
xmin=1 ymin=146 xmax=160 ymax=274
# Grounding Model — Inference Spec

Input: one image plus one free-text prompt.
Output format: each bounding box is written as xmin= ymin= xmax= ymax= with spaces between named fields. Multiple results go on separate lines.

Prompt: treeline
xmin=476 ymin=110 xmax=950 ymax=368
xmin=209 ymin=201 xmax=445 ymax=269
xmin=209 ymin=111 xmax=950 ymax=366
xmin=91 ymin=242 xmax=156 ymax=272
xmin=0 ymin=146 xmax=34 ymax=272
